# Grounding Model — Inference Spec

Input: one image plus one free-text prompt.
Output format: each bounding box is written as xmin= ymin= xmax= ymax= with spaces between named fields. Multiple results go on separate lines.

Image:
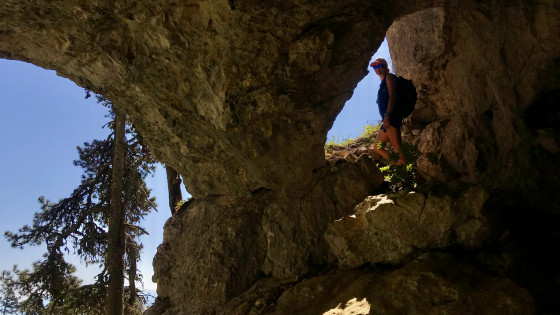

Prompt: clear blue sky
xmin=0 ymin=60 xmax=181 ymax=291
xmin=327 ymin=38 xmax=392 ymax=141
xmin=0 ymin=39 xmax=391 ymax=292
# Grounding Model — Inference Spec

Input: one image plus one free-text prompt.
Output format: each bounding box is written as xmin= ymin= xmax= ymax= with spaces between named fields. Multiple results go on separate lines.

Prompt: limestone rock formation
xmin=152 ymin=154 xmax=384 ymax=313
xmin=0 ymin=0 xmax=404 ymax=198
xmin=218 ymin=253 xmax=535 ymax=315
xmin=275 ymin=253 xmax=535 ymax=315
xmin=2 ymin=0 xmax=560 ymax=313
xmin=325 ymin=187 xmax=492 ymax=267
xmin=387 ymin=3 xmax=560 ymax=196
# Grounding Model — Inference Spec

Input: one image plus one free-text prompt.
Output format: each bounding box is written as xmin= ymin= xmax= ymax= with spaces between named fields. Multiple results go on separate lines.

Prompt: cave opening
xmin=326 ymin=38 xmax=393 ymax=146
xmin=0 ymin=59 xmax=181 ymax=300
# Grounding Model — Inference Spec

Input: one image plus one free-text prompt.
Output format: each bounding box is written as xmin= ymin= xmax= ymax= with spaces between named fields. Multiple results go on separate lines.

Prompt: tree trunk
xmin=106 ymin=109 xmax=127 ymax=315
xmin=125 ymin=237 xmax=138 ymax=314
xmin=165 ymin=165 xmax=182 ymax=215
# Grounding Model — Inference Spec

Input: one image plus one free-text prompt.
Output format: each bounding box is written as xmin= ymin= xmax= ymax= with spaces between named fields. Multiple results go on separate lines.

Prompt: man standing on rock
xmin=371 ymin=58 xmax=406 ymax=164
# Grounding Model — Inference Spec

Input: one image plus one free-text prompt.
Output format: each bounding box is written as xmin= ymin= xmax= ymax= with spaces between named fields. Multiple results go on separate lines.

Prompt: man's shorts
xmin=380 ymin=114 xmax=403 ymax=132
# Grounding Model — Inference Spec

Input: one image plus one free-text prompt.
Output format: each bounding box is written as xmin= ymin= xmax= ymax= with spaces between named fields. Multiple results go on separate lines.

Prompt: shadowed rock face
xmin=273 ymin=252 xmax=535 ymax=315
xmin=218 ymin=252 xmax=536 ymax=314
xmin=153 ymin=156 xmax=383 ymax=312
xmin=2 ymin=0 xmax=560 ymax=313
xmin=388 ymin=2 xmax=560 ymax=196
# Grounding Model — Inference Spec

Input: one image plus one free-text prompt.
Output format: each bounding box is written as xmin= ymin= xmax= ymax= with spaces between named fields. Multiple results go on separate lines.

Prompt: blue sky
xmin=327 ymin=39 xmax=392 ymax=141
xmin=0 ymin=60 xmax=178 ymax=291
xmin=0 ymin=39 xmax=391 ymax=292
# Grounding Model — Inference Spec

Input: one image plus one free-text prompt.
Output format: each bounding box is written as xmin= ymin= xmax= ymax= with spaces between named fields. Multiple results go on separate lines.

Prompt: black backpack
xmin=394 ymin=76 xmax=417 ymax=118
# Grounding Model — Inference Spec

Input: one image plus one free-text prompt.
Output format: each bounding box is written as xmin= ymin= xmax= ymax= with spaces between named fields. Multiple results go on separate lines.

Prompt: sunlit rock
xmin=325 ymin=187 xmax=491 ymax=267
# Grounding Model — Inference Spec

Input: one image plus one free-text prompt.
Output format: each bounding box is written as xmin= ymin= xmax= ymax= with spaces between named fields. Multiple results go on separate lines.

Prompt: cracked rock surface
xmin=274 ymin=252 xmax=535 ymax=315
xmin=217 ymin=252 xmax=535 ymax=315
xmin=388 ymin=2 xmax=560 ymax=195
xmin=325 ymin=187 xmax=491 ymax=267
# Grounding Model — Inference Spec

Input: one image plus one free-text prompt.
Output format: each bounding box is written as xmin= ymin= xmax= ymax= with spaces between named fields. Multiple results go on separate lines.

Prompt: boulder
xmin=274 ymin=253 xmax=535 ymax=315
xmin=325 ymin=187 xmax=491 ymax=267
xmin=218 ymin=252 xmax=535 ymax=314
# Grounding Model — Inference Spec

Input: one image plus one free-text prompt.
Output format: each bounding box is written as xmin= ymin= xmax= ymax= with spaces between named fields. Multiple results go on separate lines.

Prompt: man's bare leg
xmin=385 ymin=125 xmax=406 ymax=164
xmin=373 ymin=128 xmax=390 ymax=161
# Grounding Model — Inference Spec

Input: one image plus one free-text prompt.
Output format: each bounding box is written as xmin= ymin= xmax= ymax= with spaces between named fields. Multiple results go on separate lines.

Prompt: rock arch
xmin=1 ymin=0 xmax=407 ymax=198
xmin=2 ymin=0 xmax=559 ymax=313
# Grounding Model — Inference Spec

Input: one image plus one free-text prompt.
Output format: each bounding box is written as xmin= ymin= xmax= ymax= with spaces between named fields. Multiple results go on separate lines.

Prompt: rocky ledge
xmin=206 ymin=186 xmax=535 ymax=314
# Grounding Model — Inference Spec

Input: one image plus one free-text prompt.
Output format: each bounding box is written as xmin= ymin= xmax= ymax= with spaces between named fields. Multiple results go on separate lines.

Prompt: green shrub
xmin=378 ymin=142 xmax=421 ymax=191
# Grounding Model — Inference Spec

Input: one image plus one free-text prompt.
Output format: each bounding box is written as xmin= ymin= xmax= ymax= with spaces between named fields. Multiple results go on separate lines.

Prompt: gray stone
xmin=388 ymin=2 xmax=560 ymax=190
xmin=152 ymin=155 xmax=383 ymax=313
xmin=273 ymin=253 xmax=535 ymax=315
xmin=325 ymin=187 xmax=491 ymax=267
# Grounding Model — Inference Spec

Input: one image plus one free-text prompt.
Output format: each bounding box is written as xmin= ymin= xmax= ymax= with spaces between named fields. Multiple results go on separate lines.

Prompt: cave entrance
xmin=326 ymin=38 xmax=393 ymax=146
xmin=0 ymin=59 xmax=183 ymax=298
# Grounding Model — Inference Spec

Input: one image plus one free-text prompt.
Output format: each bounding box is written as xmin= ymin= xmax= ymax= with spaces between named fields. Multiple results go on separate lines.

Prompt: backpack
xmin=394 ymin=76 xmax=417 ymax=118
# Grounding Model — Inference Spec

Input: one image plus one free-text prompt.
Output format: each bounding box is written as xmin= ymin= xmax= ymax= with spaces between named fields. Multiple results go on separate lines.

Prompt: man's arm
xmin=384 ymin=74 xmax=397 ymax=127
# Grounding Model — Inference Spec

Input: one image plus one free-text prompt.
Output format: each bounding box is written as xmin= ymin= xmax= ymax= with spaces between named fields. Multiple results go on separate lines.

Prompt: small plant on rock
xmin=324 ymin=123 xmax=380 ymax=153
xmin=378 ymin=142 xmax=421 ymax=191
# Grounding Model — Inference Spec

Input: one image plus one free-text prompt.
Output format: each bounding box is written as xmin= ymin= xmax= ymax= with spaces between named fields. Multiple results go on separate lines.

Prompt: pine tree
xmin=3 ymin=96 xmax=157 ymax=314
xmin=0 ymin=272 xmax=19 ymax=315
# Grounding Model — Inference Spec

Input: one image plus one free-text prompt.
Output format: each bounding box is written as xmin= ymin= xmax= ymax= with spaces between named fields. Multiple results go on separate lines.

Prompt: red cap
xmin=370 ymin=58 xmax=388 ymax=67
